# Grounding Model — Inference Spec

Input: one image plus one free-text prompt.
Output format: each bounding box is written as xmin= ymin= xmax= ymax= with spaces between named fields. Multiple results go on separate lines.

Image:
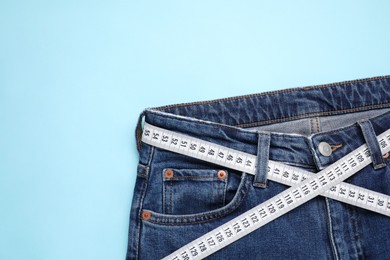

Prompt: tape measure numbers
xmin=142 ymin=123 xmax=390 ymax=216
xmin=141 ymin=123 xmax=390 ymax=260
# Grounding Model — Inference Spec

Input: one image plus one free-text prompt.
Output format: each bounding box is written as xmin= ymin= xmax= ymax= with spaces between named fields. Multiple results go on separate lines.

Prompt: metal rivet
xmin=141 ymin=210 xmax=151 ymax=220
xmin=318 ymin=142 xmax=332 ymax=157
xmin=164 ymin=169 xmax=174 ymax=178
xmin=217 ymin=170 xmax=227 ymax=179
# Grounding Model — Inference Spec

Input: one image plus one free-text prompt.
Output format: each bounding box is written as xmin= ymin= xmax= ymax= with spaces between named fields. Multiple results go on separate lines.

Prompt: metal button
xmin=141 ymin=210 xmax=151 ymax=220
xmin=217 ymin=170 xmax=227 ymax=179
xmin=318 ymin=142 xmax=332 ymax=156
xmin=164 ymin=169 xmax=174 ymax=178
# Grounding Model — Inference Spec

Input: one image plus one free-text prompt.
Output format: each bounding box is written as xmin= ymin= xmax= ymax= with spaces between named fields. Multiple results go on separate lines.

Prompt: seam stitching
xmin=169 ymin=179 xmax=173 ymax=214
xmin=147 ymin=105 xmax=390 ymax=141
xmin=237 ymin=102 xmax=390 ymax=128
xmin=351 ymin=206 xmax=364 ymax=258
xmin=316 ymin=116 xmax=320 ymax=133
xmin=217 ymin=177 xmax=221 ymax=208
xmin=134 ymin=146 xmax=155 ymax=259
xmin=162 ymin=172 xmax=166 ymax=214
xmin=146 ymin=175 xmax=251 ymax=225
xmin=153 ymin=75 xmax=390 ymax=111
xmin=325 ymin=198 xmax=340 ymax=260
xmin=164 ymin=176 xmax=220 ymax=179
xmin=310 ymin=118 xmax=314 ymax=134
xmin=222 ymin=175 xmax=227 ymax=207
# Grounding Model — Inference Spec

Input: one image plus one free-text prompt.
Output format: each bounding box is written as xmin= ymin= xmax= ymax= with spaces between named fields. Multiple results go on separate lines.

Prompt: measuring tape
xmin=141 ymin=123 xmax=390 ymax=260
xmin=142 ymin=123 xmax=390 ymax=216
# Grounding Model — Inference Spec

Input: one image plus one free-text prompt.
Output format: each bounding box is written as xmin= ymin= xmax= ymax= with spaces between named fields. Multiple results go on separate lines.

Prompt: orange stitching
xmin=315 ymin=116 xmax=320 ymax=132
xmin=146 ymin=176 xmax=252 ymax=225
xmin=236 ymin=102 xmax=390 ymax=128
xmin=147 ymin=184 xmax=249 ymax=225
xmin=153 ymin=75 xmax=390 ymax=111
xmin=218 ymin=178 xmax=221 ymax=208
xmin=147 ymin=103 xmax=390 ymax=136
xmin=164 ymin=176 xmax=218 ymax=179
xmin=169 ymin=179 xmax=173 ymax=214
xmin=309 ymin=118 xmax=314 ymax=134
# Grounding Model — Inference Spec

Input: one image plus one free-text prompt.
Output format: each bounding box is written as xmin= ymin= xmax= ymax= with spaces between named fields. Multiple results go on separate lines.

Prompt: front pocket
xmin=143 ymin=171 xmax=251 ymax=225
xmin=162 ymin=168 xmax=228 ymax=215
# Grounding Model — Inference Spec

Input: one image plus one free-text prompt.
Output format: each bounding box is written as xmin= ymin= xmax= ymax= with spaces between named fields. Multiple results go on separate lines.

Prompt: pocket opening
xmin=162 ymin=168 xmax=228 ymax=215
xmin=143 ymin=172 xmax=252 ymax=225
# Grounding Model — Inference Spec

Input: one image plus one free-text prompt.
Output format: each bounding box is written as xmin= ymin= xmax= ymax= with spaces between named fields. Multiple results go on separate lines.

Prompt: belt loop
xmin=135 ymin=110 xmax=146 ymax=152
xmin=253 ymin=132 xmax=271 ymax=188
xmin=357 ymin=119 xmax=386 ymax=169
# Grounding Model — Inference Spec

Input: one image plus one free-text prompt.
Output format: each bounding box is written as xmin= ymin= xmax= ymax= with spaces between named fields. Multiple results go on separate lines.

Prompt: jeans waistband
xmin=137 ymin=75 xmax=390 ymax=171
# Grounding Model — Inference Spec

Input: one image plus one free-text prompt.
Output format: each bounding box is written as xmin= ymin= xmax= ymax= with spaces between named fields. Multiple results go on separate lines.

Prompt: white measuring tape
xmin=141 ymin=123 xmax=390 ymax=260
xmin=142 ymin=123 xmax=390 ymax=216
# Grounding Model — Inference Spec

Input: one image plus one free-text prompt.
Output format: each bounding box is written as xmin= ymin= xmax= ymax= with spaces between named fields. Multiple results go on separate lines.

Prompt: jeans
xmin=126 ymin=75 xmax=390 ymax=259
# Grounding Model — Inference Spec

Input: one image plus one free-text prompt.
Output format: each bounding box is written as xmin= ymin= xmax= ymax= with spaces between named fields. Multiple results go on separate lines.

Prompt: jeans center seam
xmin=325 ymin=197 xmax=340 ymax=260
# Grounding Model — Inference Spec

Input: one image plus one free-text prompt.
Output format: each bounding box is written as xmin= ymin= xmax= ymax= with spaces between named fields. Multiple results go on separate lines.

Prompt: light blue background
xmin=1 ymin=1 xmax=389 ymax=259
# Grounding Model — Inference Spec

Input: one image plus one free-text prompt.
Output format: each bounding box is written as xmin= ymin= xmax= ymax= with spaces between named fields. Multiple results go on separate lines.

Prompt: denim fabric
xmin=126 ymin=75 xmax=390 ymax=259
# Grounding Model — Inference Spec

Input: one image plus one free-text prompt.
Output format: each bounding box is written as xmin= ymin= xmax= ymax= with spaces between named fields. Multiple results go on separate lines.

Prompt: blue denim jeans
xmin=126 ymin=75 xmax=390 ymax=259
